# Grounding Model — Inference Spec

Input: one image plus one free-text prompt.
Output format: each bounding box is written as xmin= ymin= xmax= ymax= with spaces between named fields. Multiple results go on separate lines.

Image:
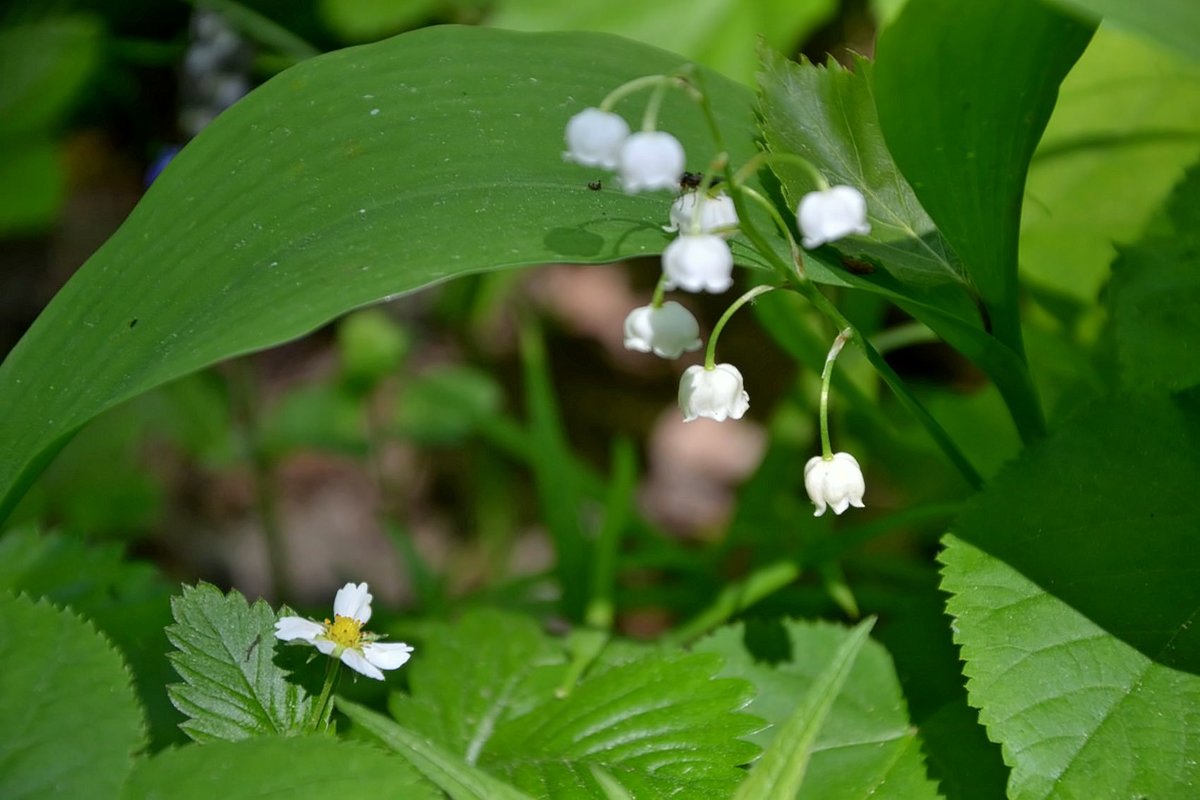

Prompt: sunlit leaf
xmin=1021 ymin=26 xmax=1200 ymax=305
xmin=1110 ymin=163 xmax=1200 ymax=391
xmin=1047 ymin=0 xmax=1200 ymax=61
xmin=0 ymin=593 xmax=144 ymax=800
xmin=941 ymin=391 xmax=1200 ymax=798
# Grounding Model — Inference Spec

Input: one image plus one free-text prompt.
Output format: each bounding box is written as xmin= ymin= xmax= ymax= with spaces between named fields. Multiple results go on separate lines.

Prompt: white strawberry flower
xmin=563 ymin=108 xmax=630 ymax=169
xmin=678 ymin=363 xmax=749 ymax=422
xmin=796 ymin=185 xmax=871 ymax=248
xmin=623 ymin=301 xmax=703 ymax=359
xmin=804 ymin=452 xmax=866 ymax=516
xmin=618 ymin=131 xmax=685 ymax=193
xmin=665 ymin=191 xmax=739 ymax=235
xmin=274 ymin=582 xmax=413 ymax=680
xmin=663 ymin=233 xmax=733 ymax=293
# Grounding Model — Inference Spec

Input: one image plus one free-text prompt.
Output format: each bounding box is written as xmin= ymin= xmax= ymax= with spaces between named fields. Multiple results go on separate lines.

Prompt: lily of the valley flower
xmin=797 ymin=185 xmax=871 ymax=249
xmin=563 ymin=108 xmax=631 ymax=169
xmin=624 ymin=302 xmax=703 ymax=359
xmin=274 ymin=582 xmax=413 ymax=680
xmin=663 ymin=233 xmax=734 ymax=293
xmin=665 ymin=191 xmax=739 ymax=235
xmin=679 ymin=363 xmax=749 ymax=422
xmin=618 ymin=131 xmax=685 ymax=193
xmin=804 ymin=452 xmax=866 ymax=516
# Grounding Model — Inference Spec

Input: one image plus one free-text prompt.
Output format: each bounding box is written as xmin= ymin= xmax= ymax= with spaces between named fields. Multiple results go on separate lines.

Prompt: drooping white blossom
xmin=665 ymin=191 xmax=739 ymax=235
xmin=623 ymin=301 xmax=703 ymax=359
xmin=274 ymin=582 xmax=413 ymax=680
xmin=678 ymin=363 xmax=749 ymax=422
xmin=563 ymin=108 xmax=630 ymax=169
xmin=618 ymin=131 xmax=685 ymax=193
xmin=662 ymin=233 xmax=734 ymax=293
xmin=796 ymin=185 xmax=871 ymax=249
xmin=804 ymin=452 xmax=866 ymax=516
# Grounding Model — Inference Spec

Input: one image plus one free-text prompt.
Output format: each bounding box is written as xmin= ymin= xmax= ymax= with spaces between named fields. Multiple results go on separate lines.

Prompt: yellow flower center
xmin=324 ymin=615 xmax=363 ymax=649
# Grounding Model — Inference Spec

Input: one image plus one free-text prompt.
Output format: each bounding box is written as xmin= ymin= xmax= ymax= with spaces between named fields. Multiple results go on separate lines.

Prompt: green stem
xmin=818 ymin=329 xmax=852 ymax=459
xmin=650 ymin=274 xmax=669 ymax=308
xmin=738 ymin=185 xmax=803 ymax=269
xmin=307 ymin=658 xmax=341 ymax=732
xmin=185 ymin=0 xmax=319 ymax=61
xmin=871 ymin=321 xmax=937 ymax=354
xmin=599 ymin=74 xmax=695 ymax=113
xmin=705 ymin=284 xmax=779 ymax=370
xmin=733 ymin=150 xmax=829 ymax=192
xmin=640 ymin=80 xmax=668 ymax=132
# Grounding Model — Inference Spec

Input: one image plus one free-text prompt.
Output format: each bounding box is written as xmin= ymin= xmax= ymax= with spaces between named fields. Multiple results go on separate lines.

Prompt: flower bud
xmin=804 ymin=452 xmax=866 ymax=516
xmin=624 ymin=302 xmax=703 ymax=359
xmin=662 ymin=234 xmax=734 ymax=294
xmin=678 ymin=364 xmax=749 ymax=422
xmin=796 ymin=185 xmax=871 ymax=249
xmin=618 ymin=131 xmax=685 ymax=193
xmin=563 ymin=108 xmax=630 ymax=169
xmin=665 ymin=191 xmax=739 ymax=235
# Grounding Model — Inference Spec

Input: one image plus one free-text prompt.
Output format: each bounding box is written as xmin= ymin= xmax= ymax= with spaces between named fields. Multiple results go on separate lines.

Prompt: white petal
xmin=624 ymin=302 xmax=702 ymax=359
xmin=668 ymin=192 xmax=739 ymax=236
xmin=363 ymin=642 xmax=415 ymax=671
xmin=563 ymin=108 xmax=630 ymax=169
xmin=340 ymin=648 xmax=385 ymax=680
xmin=273 ymin=616 xmax=323 ymax=643
xmin=333 ymin=582 xmax=373 ymax=624
xmin=797 ymin=185 xmax=871 ymax=248
xmin=313 ymin=638 xmax=338 ymax=656
xmin=618 ymin=132 xmax=685 ymax=193
xmin=678 ymin=363 xmax=749 ymax=422
xmin=662 ymin=234 xmax=733 ymax=294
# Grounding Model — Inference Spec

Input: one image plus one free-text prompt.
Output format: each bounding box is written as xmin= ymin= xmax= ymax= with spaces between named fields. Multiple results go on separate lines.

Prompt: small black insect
xmin=587 ymin=179 xmax=602 ymax=191
xmin=840 ymin=255 xmax=877 ymax=276
xmin=679 ymin=171 xmax=724 ymax=191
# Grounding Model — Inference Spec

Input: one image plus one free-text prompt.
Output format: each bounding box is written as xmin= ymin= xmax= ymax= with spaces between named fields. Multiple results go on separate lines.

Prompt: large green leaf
xmin=940 ymin=391 xmax=1200 ymax=798
xmin=166 ymin=583 xmax=315 ymax=742
xmin=698 ymin=620 xmax=942 ymax=800
xmin=0 ymin=593 xmax=145 ymax=800
xmin=1047 ymin=0 xmax=1200 ymax=61
xmin=1110 ymin=164 xmax=1200 ymax=391
xmin=489 ymin=0 xmax=838 ymax=85
xmin=874 ymin=0 xmax=1093 ymax=353
xmin=386 ymin=609 xmax=761 ymax=798
xmin=0 ymin=26 xmax=763 ymax=523
xmin=121 ymin=735 xmax=440 ymax=800
xmin=1021 ymin=25 xmax=1200 ymax=305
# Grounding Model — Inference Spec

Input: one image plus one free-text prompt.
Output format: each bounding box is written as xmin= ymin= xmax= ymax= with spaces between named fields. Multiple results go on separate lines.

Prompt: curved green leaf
xmin=166 ymin=583 xmax=314 ymax=742
xmin=121 ymin=735 xmax=440 ymax=800
xmin=940 ymin=391 xmax=1200 ymax=798
xmin=0 ymin=593 xmax=145 ymax=800
xmin=0 ymin=26 xmax=763 ymax=522
xmin=699 ymin=620 xmax=941 ymax=800
xmin=874 ymin=0 xmax=1093 ymax=356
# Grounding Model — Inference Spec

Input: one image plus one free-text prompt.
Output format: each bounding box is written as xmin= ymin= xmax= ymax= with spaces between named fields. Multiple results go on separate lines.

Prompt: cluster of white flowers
xmin=564 ymin=94 xmax=872 ymax=516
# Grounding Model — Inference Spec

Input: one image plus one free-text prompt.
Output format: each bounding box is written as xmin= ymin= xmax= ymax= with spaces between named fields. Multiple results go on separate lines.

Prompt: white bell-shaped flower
xmin=679 ymin=363 xmax=749 ymax=422
xmin=662 ymin=233 xmax=733 ymax=293
xmin=624 ymin=301 xmax=703 ymax=359
xmin=797 ymin=185 xmax=871 ymax=249
xmin=618 ymin=131 xmax=685 ymax=193
xmin=563 ymin=108 xmax=630 ymax=169
xmin=665 ymin=191 xmax=739 ymax=235
xmin=804 ymin=452 xmax=866 ymax=516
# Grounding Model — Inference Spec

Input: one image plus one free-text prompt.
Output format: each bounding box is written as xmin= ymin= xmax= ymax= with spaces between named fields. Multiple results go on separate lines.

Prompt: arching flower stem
xmin=819 ymin=328 xmax=853 ymax=460
xmin=704 ymin=284 xmax=778 ymax=370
